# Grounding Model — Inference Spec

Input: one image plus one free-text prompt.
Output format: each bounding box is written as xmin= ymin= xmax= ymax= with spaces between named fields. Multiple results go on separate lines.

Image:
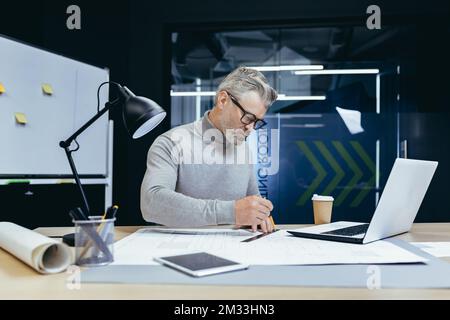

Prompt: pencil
xmin=269 ymin=215 xmax=276 ymax=230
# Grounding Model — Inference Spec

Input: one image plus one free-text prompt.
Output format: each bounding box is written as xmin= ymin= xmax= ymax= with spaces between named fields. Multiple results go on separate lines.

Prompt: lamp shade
xmin=121 ymin=86 xmax=167 ymax=139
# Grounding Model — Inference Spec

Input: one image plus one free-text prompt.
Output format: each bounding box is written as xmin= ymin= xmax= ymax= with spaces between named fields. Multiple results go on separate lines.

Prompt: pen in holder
xmin=73 ymin=216 xmax=115 ymax=267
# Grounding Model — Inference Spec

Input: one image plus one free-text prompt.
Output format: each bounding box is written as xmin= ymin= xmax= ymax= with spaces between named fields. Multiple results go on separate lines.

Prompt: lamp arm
xmin=59 ymin=100 xmax=119 ymax=216
xmin=59 ymin=101 xmax=116 ymax=149
xmin=61 ymin=144 xmax=91 ymax=215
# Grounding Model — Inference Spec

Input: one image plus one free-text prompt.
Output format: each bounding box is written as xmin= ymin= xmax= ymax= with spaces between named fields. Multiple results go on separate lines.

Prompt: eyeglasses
xmin=226 ymin=91 xmax=267 ymax=130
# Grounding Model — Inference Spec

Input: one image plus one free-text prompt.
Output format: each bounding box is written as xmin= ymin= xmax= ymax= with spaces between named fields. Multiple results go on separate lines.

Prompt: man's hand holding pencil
xmin=234 ymin=195 xmax=275 ymax=233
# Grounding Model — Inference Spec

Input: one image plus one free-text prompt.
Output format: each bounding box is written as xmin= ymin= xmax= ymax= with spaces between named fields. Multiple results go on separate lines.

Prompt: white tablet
xmin=154 ymin=252 xmax=248 ymax=277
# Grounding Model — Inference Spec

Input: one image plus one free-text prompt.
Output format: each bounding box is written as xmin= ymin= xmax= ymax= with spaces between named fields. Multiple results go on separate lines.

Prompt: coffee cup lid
xmin=312 ymin=194 xmax=334 ymax=201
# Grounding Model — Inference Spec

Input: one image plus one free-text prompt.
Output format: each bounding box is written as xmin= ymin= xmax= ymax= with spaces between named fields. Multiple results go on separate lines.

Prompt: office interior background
xmin=0 ymin=0 xmax=449 ymax=228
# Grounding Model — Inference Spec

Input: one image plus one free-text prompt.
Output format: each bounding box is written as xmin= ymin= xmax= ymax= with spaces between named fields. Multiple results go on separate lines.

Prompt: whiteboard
xmin=0 ymin=35 xmax=110 ymax=177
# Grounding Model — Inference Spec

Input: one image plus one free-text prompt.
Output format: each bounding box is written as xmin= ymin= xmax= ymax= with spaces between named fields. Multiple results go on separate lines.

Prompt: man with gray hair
xmin=141 ymin=67 xmax=278 ymax=232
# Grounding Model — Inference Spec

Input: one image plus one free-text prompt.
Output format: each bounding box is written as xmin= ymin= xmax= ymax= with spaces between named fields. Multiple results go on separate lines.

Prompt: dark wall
xmin=1 ymin=1 xmax=133 ymax=226
xmin=1 ymin=0 xmax=449 ymax=227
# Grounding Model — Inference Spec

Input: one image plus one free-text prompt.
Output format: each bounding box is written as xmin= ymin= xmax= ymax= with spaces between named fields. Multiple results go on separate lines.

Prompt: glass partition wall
xmin=170 ymin=24 xmax=450 ymax=223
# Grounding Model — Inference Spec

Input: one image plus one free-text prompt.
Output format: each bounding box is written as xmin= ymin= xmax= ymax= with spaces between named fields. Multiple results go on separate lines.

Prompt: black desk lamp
xmin=59 ymin=82 xmax=166 ymax=246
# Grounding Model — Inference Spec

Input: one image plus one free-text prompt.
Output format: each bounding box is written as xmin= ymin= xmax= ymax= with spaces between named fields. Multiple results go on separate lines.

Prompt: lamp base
xmin=62 ymin=233 xmax=75 ymax=247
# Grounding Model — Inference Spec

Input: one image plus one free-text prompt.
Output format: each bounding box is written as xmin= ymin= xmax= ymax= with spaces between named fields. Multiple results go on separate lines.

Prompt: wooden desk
xmin=1 ymin=223 xmax=450 ymax=300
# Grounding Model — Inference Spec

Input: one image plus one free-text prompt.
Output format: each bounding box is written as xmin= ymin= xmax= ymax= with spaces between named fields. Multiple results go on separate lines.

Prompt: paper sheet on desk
xmin=0 ymin=222 xmax=73 ymax=274
xmin=412 ymin=242 xmax=450 ymax=258
xmin=112 ymin=228 xmax=427 ymax=266
xmin=112 ymin=228 xmax=258 ymax=265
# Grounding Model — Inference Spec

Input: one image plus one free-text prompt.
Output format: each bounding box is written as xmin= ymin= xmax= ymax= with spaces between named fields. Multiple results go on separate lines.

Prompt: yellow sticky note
xmin=0 ymin=82 xmax=5 ymax=94
xmin=15 ymin=112 xmax=28 ymax=124
xmin=42 ymin=83 xmax=53 ymax=95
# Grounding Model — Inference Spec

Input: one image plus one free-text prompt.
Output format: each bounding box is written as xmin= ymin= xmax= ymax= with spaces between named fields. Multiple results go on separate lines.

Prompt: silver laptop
xmin=288 ymin=158 xmax=438 ymax=244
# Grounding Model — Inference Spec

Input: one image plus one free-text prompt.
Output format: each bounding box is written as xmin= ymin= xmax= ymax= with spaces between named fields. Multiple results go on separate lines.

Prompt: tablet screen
xmin=159 ymin=252 xmax=238 ymax=271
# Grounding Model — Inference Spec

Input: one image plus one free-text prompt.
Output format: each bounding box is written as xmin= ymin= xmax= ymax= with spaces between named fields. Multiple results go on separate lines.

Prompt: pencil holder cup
xmin=73 ymin=216 xmax=115 ymax=267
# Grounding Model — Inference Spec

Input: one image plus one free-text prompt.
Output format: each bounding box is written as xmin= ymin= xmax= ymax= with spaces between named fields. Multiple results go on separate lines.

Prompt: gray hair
xmin=215 ymin=66 xmax=278 ymax=108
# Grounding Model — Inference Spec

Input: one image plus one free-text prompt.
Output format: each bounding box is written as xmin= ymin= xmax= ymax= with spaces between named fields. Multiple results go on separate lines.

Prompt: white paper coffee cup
xmin=312 ymin=194 xmax=334 ymax=224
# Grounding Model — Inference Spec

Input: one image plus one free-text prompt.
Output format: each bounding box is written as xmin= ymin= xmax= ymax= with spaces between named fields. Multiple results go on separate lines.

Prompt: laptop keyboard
xmin=322 ymin=223 xmax=369 ymax=236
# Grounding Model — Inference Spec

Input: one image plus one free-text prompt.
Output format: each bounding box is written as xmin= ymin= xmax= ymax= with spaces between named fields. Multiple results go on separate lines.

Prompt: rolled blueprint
xmin=0 ymin=222 xmax=72 ymax=274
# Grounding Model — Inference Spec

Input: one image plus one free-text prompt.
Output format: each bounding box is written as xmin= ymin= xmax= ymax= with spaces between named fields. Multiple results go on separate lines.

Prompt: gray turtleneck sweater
xmin=140 ymin=111 xmax=259 ymax=227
